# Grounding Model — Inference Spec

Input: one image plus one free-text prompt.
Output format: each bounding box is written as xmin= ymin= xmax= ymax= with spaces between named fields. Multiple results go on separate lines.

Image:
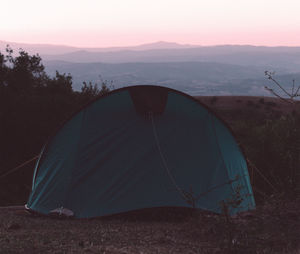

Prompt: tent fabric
xmin=27 ymin=85 xmax=255 ymax=218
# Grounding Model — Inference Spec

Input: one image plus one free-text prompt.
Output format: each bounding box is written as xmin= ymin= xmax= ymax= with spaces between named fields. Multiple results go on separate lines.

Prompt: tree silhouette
xmin=0 ymin=46 xmax=108 ymax=205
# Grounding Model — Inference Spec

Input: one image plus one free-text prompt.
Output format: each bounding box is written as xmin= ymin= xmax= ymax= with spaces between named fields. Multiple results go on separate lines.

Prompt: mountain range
xmin=1 ymin=40 xmax=299 ymax=96
xmin=0 ymin=40 xmax=197 ymax=55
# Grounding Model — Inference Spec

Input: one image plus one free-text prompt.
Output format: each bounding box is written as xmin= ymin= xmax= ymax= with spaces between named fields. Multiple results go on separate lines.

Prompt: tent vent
xmin=129 ymin=86 xmax=168 ymax=116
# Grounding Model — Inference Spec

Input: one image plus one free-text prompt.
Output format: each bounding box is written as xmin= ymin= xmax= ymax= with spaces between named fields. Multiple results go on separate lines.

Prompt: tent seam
xmin=209 ymin=113 xmax=234 ymax=194
xmin=63 ymin=109 xmax=87 ymax=208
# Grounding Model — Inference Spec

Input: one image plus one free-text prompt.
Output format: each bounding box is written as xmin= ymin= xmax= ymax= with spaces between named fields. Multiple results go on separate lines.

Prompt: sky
xmin=1 ymin=0 xmax=300 ymax=47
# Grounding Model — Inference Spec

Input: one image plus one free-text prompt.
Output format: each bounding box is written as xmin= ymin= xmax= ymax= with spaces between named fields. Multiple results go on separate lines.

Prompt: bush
xmin=233 ymin=114 xmax=300 ymax=200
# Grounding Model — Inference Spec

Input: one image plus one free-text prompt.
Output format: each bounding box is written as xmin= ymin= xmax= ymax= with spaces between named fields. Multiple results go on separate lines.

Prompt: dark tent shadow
xmin=95 ymin=207 xmax=216 ymax=223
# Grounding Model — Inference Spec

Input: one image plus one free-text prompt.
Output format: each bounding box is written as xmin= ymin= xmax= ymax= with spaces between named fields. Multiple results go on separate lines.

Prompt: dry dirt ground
xmin=198 ymin=96 xmax=300 ymax=122
xmin=0 ymin=199 xmax=299 ymax=254
xmin=197 ymin=96 xmax=297 ymax=114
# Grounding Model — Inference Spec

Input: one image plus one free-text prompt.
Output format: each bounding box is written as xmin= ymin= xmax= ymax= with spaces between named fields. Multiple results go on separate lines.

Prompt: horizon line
xmin=1 ymin=39 xmax=300 ymax=49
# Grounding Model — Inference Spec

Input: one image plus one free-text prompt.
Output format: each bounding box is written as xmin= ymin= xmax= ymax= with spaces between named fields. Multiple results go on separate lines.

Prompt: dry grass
xmin=197 ymin=96 xmax=297 ymax=113
xmin=0 ymin=199 xmax=299 ymax=254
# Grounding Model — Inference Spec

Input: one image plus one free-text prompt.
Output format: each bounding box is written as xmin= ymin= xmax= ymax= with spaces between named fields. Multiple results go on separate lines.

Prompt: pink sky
xmin=1 ymin=0 xmax=300 ymax=47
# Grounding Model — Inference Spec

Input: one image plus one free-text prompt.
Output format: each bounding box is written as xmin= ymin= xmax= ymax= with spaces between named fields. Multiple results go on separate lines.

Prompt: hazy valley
xmin=2 ymin=40 xmax=300 ymax=96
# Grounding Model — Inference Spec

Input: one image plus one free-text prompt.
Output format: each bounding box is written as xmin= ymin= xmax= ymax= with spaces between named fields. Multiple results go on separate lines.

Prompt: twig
xmin=264 ymin=71 xmax=300 ymax=102
xmin=264 ymin=87 xmax=293 ymax=104
xmin=265 ymin=71 xmax=292 ymax=98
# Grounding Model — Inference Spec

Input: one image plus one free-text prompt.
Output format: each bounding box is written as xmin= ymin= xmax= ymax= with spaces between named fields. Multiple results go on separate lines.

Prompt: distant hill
xmin=39 ymin=46 xmax=300 ymax=72
xmin=2 ymin=40 xmax=300 ymax=71
xmin=2 ymin=40 xmax=300 ymax=96
xmin=43 ymin=60 xmax=300 ymax=96
xmin=0 ymin=40 xmax=195 ymax=55
xmin=0 ymin=40 xmax=79 ymax=55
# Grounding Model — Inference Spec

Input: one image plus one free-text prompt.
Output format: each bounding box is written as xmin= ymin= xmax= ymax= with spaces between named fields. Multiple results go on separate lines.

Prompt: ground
xmin=0 ymin=198 xmax=299 ymax=254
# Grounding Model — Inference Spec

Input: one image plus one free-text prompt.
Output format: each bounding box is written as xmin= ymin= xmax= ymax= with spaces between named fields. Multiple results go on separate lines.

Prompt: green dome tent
xmin=27 ymin=85 xmax=255 ymax=218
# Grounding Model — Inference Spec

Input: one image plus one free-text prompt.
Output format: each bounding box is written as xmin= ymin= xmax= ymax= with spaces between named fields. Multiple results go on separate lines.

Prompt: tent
xmin=27 ymin=85 xmax=255 ymax=218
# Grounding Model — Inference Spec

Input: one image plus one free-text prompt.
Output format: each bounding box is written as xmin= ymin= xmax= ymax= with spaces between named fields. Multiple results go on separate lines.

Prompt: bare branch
xmin=264 ymin=71 xmax=293 ymax=98
xmin=264 ymin=86 xmax=294 ymax=104
xmin=294 ymin=85 xmax=300 ymax=97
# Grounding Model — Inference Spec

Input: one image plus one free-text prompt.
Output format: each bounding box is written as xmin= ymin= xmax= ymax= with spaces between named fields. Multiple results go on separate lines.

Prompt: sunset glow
xmin=1 ymin=0 xmax=300 ymax=47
